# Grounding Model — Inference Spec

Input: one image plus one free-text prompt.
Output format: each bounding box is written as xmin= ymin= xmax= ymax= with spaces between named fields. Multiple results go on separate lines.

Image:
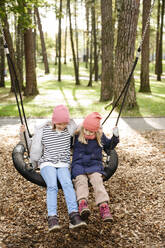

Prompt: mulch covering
xmin=0 ymin=129 xmax=165 ymax=248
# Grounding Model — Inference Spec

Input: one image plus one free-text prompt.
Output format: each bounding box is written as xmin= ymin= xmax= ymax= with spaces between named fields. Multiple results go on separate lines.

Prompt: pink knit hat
xmin=83 ymin=112 xmax=102 ymax=132
xmin=52 ymin=105 xmax=70 ymax=124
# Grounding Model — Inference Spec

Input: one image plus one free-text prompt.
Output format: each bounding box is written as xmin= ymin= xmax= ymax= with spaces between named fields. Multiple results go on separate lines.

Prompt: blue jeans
xmin=40 ymin=166 xmax=78 ymax=216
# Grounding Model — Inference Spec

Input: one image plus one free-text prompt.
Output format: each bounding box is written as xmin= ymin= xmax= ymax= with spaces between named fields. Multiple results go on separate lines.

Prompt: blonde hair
xmin=75 ymin=125 xmax=103 ymax=147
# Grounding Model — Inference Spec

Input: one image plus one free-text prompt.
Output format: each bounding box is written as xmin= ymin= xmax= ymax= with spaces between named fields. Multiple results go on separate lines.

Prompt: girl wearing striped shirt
xmin=20 ymin=105 xmax=86 ymax=231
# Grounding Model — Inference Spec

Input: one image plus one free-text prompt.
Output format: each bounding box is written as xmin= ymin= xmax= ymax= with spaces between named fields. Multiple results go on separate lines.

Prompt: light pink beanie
xmin=83 ymin=112 xmax=102 ymax=132
xmin=52 ymin=105 xmax=70 ymax=124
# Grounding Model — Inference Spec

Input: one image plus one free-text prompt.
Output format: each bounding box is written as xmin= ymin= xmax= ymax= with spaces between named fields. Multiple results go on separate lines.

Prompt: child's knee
xmin=61 ymin=177 xmax=73 ymax=188
xmin=47 ymin=184 xmax=58 ymax=192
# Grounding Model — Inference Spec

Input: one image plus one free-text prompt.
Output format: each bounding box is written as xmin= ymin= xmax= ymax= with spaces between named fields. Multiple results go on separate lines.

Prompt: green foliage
xmin=0 ymin=0 xmax=51 ymax=30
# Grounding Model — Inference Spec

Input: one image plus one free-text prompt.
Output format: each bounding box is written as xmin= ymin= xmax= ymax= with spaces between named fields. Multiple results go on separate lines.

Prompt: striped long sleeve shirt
xmin=39 ymin=125 xmax=71 ymax=169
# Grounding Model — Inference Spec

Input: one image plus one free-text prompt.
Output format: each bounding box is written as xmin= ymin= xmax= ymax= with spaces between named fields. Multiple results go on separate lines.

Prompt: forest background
xmin=0 ymin=1 xmax=165 ymax=247
xmin=0 ymin=0 xmax=164 ymax=118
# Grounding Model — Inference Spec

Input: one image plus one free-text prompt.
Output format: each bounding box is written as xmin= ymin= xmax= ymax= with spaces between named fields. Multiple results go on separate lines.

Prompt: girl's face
xmin=83 ymin=128 xmax=96 ymax=140
xmin=55 ymin=122 xmax=68 ymax=131
xmin=84 ymin=128 xmax=95 ymax=136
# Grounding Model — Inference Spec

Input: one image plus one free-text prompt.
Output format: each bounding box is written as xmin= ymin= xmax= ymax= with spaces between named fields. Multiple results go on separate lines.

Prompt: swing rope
xmin=102 ymin=0 xmax=156 ymax=126
xmin=0 ymin=22 xmax=31 ymax=156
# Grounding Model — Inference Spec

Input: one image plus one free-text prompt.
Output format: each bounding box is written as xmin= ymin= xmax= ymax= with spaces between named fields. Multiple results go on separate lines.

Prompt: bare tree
xmin=100 ymin=0 xmax=114 ymax=101
xmin=2 ymin=14 xmax=22 ymax=92
xmin=35 ymin=7 xmax=49 ymax=74
xmin=68 ymin=0 xmax=80 ymax=85
xmin=57 ymin=0 xmax=62 ymax=81
xmin=85 ymin=0 xmax=90 ymax=68
xmin=155 ymin=0 xmax=161 ymax=75
xmin=139 ymin=0 xmax=151 ymax=93
xmin=24 ymin=8 xmax=38 ymax=96
xmin=16 ymin=18 xmax=24 ymax=89
xmin=64 ymin=5 xmax=68 ymax=65
xmin=156 ymin=0 xmax=164 ymax=81
xmin=74 ymin=0 xmax=79 ymax=76
xmin=88 ymin=19 xmax=93 ymax=87
xmin=0 ymin=35 xmax=5 ymax=87
xmin=92 ymin=0 xmax=99 ymax=82
xmin=113 ymin=0 xmax=140 ymax=109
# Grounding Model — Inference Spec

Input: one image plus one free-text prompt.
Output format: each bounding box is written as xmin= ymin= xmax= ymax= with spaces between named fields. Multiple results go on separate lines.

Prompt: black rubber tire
xmin=12 ymin=143 xmax=118 ymax=187
xmin=12 ymin=142 xmax=47 ymax=187
xmin=103 ymin=149 xmax=118 ymax=181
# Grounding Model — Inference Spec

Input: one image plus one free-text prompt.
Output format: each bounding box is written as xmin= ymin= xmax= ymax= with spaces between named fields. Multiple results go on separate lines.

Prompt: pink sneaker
xmin=99 ymin=203 xmax=113 ymax=222
xmin=78 ymin=199 xmax=91 ymax=220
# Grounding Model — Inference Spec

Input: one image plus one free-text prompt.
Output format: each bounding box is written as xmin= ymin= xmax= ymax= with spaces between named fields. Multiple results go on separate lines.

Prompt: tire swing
xmin=12 ymin=142 xmax=46 ymax=187
xmin=1 ymin=0 xmax=155 ymax=188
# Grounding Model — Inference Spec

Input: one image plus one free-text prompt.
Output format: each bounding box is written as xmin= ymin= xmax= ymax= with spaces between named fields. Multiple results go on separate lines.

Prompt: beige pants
xmin=73 ymin=172 xmax=109 ymax=206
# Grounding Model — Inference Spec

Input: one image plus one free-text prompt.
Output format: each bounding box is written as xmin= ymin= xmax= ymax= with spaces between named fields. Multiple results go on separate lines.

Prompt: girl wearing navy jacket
xmin=71 ymin=112 xmax=119 ymax=222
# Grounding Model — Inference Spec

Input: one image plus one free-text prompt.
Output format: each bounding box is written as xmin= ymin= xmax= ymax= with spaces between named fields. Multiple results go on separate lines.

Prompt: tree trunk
xmin=92 ymin=0 xmax=98 ymax=82
xmin=0 ymin=35 xmax=5 ymax=87
xmin=67 ymin=0 xmax=80 ymax=85
xmin=155 ymin=0 xmax=161 ymax=75
xmin=24 ymin=27 xmax=38 ymax=96
xmin=33 ymin=11 xmax=37 ymax=68
xmin=100 ymin=0 xmax=114 ymax=101
xmin=157 ymin=0 xmax=164 ymax=81
xmin=35 ymin=7 xmax=49 ymax=74
xmin=64 ymin=8 xmax=68 ymax=65
xmin=55 ymin=34 xmax=58 ymax=65
xmin=88 ymin=27 xmax=93 ymax=87
xmin=75 ymin=0 xmax=79 ymax=76
xmin=2 ymin=14 xmax=22 ymax=92
xmin=114 ymin=0 xmax=140 ymax=110
xmin=58 ymin=0 xmax=62 ymax=81
xmin=16 ymin=19 xmax=24 ymax=89
xmin=85 ymin=0 xmax=89 ymax=68
xmin=139 ymin=0 xmax=151 ymax=93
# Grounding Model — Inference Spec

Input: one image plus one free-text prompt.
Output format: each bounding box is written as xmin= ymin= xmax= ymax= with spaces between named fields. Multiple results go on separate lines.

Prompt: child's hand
xmin=20 ymin=124 xmax=26 ymax=133
xmin=113 ymin=126 xmax=119 ymax=137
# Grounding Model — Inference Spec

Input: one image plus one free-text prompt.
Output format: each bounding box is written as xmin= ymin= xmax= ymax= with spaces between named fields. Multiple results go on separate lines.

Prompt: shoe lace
xmin=79 ymin=200 xmax=87 ymax=208
xmin=49 ymin=216 xmax=58 ymax=225
xmin=100 ymin=204 xmax=109 ymax=214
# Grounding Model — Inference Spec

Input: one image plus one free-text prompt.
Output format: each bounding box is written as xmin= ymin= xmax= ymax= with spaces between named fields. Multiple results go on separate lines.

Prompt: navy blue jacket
xmin=71 ymin=133 xmax=119 ymax=179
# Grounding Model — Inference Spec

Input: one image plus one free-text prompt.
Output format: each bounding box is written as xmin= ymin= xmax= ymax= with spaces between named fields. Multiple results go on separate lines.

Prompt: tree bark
xmin=35 ymin=7 xmax=49 ymax=74
xmin=2 ymin=14 xmax=22 ymax=92
xmin=139 ymin=0 xmax=151 ymax=93
xmin=157 ymin=0 xmax=164 ymax=81
xmin=68 ymin=0 xmax=80 ymax=85
xmin=92 ymin=0 xmax=98 ymax=82
xmin=100 ymin=0 xmax=114 ymax=101
xmin=24 ymin=27 xmax=38 ymax=96
xmin=75 ymin=0 xmax=79 ymax=77
xmin=16 ymin=19 xmax=24 ymax=89
xmin=155 ymin=0 xmax=161 ymax=75
xmin=0 ymin=35 xmax=5 ymax=87
xmin=64 ymin=7 xmax=68 ymax=65
xmin=58 ymin=0 xmax=62 ymax=81
xmin=114 ymin=0 xmax=140 ymax=109
xmin=88 ymin=25 xmax=93 ymax=87
xmin=85 ymin=0 xmax=89 ymax=68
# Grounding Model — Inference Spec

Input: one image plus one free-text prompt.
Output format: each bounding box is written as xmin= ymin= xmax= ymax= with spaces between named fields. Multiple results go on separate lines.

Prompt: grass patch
xmin=0 ymin=62 xmax=165 ymax=118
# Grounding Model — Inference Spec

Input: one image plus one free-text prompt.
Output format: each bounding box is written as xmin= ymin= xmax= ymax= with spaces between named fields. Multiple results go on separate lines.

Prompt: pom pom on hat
xmin=52 ymin=105 xmax=70 ymax=124
xmin=83 ymin=112 xmax=102 ymax=132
